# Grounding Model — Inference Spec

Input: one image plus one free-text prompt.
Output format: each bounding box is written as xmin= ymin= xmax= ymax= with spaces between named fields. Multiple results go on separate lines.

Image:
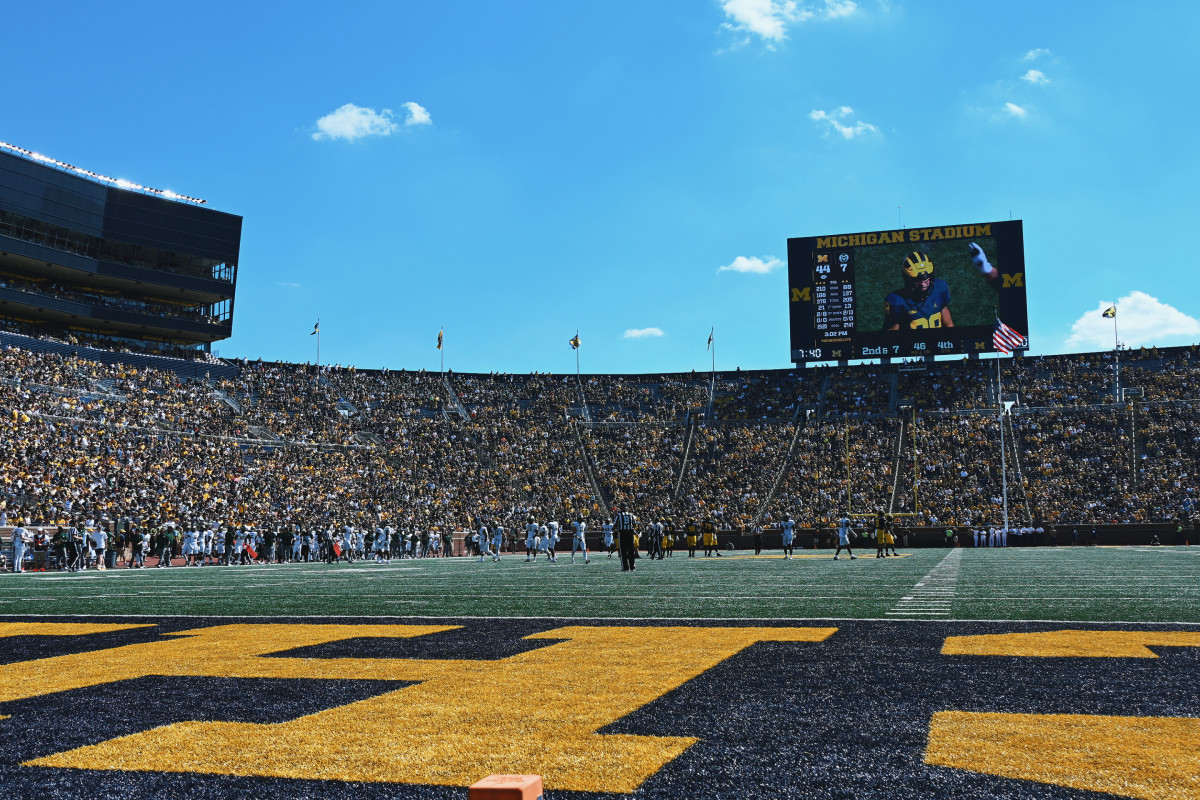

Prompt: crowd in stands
xmin=0 ymin=318 xmax=220 ymax=363
xmin=2 ymin=341 xmax=1199 ymax=563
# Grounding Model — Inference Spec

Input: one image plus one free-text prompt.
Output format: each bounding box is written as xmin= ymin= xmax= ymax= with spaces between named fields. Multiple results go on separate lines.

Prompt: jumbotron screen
xmin=788 ymin=220 xmax=1028 ymax=362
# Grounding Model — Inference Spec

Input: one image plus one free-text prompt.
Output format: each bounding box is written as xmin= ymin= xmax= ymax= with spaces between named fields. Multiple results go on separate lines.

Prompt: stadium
xmin=1 ymin=134 xmax=1198 ymax=800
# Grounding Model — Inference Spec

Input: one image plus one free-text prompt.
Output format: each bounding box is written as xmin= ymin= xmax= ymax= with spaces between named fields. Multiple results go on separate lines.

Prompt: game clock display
xmin=788 ymin=220 xmax=1028 ymax=363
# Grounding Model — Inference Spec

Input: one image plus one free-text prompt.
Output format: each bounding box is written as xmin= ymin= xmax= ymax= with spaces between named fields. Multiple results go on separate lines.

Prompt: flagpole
xmin=441 ymin=324 xmax=444 ymax=377
xmin=1112 ymin=307 xmax=1120 ymax=403
xmin=997 ymin=356 xmax=1009 ymax=534
xmin=316 ymin=318 xmax=320 ymax=376
xmin=575 ymin=329 xmax=580 ymax=380
xmin=706 ymin=327 xmax=715 ymax=424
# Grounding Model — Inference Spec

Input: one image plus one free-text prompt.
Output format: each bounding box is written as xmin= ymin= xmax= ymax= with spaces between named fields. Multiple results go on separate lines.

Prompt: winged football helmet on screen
xmin=901 ymin=252 xmax=935 ymax=297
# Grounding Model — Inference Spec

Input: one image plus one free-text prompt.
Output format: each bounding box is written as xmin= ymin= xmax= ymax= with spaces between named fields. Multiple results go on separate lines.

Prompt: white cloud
xmin=1023 ymin=48 xmax=1051 ymax=62
xmin=276 ymin=282 xmax=303 ymax=289
xmin=719 ymin=0 xmax=857 ymax=45
xmin=623 ymin=327 xmax=665 ymax=339
xmin=403 ymin=101 xmax=432 ymax=126
xmin=312 ymin=103 xmax=398 ymax=141
xmin=822 ymin=0 xmax=858 ymax=19
xmin=809 ymin=106 xmax=879 ymax=139
xmin=1002 ymin=102 xmax=1027 ymax=118
xmin=1021 ymin=69 xmax=1049 ymax=85
xmin=1065 ymin=292 xmax=1200 ymax=351
xmin=718 ymin=255 xmax=784 ymax=274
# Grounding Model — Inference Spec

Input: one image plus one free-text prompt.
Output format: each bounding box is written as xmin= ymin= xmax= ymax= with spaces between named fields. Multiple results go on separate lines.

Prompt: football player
xmin=780 ymin=515 xmax=796 ymax=559
xmin=545 ymin=521 xmax=560 ymax=563
xmin=571 ymin=517 xmax=589 ymax=563
xmin=491 ymin=523 xmax=504 ymax=563
xmin=833 ymin=516 xmax=858 ymax=560
xmin=884 ymin=252 xmax=953 ymax=331
xmin=524 ymin=518 xmax=539 ymax=562
xmin=884 ymin=242 xmax=999 ymax=331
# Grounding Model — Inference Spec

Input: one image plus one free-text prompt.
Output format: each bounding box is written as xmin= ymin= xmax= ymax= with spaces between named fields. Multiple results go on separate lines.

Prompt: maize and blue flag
xmin=310 ymin=322 xmax=319 ymax=336
xmin=569 ymin=334 xmax=581 ymax=350
xmin=1102 ymin=306 xmax=1117 ymax=318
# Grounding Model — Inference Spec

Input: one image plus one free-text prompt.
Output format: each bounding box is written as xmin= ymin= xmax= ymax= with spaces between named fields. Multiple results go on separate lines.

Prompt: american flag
xmin=992 ymin=318 xmax=1026 ymax=354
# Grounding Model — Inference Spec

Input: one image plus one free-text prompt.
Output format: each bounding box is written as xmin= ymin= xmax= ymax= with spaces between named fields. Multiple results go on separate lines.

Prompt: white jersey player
xmin=572 ymin=519 xmax=589 ymax=563
xmin=602 ymin=521 xmax=615 ymax=557
xmin=182 ymin=525 xmax=198 ymax=566
xmin=545 ymin=521 xmax=560 ymax=563
xmin=525 ymin=520 xmax=540 ymax=562
xmin=780 ymin=517 xmax=796 ymax=559
xmin=491 ymin=525 xmax=504 ymax=562
xmin=834 ymin=517 xmax=858 ymax=560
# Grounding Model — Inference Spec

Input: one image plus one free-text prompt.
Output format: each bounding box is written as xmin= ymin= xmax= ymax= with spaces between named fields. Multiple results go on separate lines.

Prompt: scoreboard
xmin=788 ymin=220 xmax=1028 ymax=363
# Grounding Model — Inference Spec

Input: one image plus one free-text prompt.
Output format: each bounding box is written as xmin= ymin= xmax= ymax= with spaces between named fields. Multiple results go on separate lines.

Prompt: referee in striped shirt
xmin=613 ymin=503 xmax=638 ymax=572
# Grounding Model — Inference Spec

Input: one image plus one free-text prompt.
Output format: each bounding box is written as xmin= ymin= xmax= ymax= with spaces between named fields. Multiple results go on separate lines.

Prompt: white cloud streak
xmin=1003 ymin=102 xmax=1027 ymax=118
xmin=720 ymin=0 xmax=858 ymax=45
xmin=312 ymin=103 xmax=399 ymax=141
xmin=809 ymin=106 xmax=879 ymax=139
xmin=1021 ymin=69 xmax=1049 ymax=85
xmin=403 ymin=101 xmax=432 ymax=126
xmin=312 ymin=101 xmax=431 ymax=141
xmin=718 ymin=255 xmax=784 ymax=274
xmin=1023 ymin=48 xmax=1051 ymax=62
xmin=623 ymin=327 xmax=665 ymax=339
xmin=1065 ymin=292 xmax=1200 ymax=351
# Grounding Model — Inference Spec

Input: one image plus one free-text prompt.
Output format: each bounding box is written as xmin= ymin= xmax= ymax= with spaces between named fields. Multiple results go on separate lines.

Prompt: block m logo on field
xmin=927 ymin=630 xmax=1200 ymax=800
xmin=0 ymin=622 xmax=834 ymax=793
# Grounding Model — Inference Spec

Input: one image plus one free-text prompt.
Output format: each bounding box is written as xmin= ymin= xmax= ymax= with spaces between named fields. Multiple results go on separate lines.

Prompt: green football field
xmin=4 ymin=546 xmax=1198 ymax=623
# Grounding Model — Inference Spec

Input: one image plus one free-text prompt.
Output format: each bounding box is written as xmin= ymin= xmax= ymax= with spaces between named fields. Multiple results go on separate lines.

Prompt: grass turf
xmin=2 ymin=546 xmax=1197 ymax=623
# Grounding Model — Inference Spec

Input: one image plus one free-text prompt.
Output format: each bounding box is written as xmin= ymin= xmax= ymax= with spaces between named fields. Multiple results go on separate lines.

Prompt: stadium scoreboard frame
xmin=788 ymin=220 xmax=1028 ymax=363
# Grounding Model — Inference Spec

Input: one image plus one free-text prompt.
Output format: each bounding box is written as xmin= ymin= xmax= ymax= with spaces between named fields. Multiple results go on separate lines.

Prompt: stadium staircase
xmin=246 ymin=425 xmax=283 ymax=443
xmin=888 ymin=415 xmax=909 ymax=515
xmin=672 ymin=416 xmax=699 ymax=501
xmin=442 ymin=375 xmax=471 ymax=422
xmin=816 ymin=374 xmax=830 ymax=419
xmin=1128 ymin=400 xmax=1140 ymax=490
xmin=571 ymin=422 xmax=610 ymax=519
xmin=752 ymin=402 xmax=809 ymax=527
xmin=575 ymin=379 xmax=593 ymax=424
xmin=211 ymin=388 xmax=242 ymax=414
xmin=354 ymin=429 xmax=386 ymax=447
xmin=1001 ymin=413 xmax=1033 ymax=523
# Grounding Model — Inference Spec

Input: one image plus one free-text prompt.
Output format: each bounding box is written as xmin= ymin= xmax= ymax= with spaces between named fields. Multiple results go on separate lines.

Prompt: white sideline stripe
xmin=0 ymin=612 xmax=1197 ymax=626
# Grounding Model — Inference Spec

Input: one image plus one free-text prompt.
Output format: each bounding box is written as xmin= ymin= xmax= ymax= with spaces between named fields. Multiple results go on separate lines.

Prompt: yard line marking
xmin=889 ymin=549 xmax=961 ymax=618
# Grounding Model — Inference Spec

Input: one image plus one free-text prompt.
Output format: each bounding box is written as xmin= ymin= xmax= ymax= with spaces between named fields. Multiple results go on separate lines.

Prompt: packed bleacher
xmin=3 ymin=339 xmax=1199 ymax=569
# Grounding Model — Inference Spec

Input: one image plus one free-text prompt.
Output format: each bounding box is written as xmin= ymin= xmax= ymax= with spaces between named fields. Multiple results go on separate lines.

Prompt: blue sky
xmin=5 ymin=1 xmax=1199 ymax=373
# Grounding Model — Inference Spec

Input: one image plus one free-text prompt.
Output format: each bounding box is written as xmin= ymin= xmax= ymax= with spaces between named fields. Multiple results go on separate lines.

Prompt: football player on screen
xmin=883 ymin=242 xmax=997 ymax=331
